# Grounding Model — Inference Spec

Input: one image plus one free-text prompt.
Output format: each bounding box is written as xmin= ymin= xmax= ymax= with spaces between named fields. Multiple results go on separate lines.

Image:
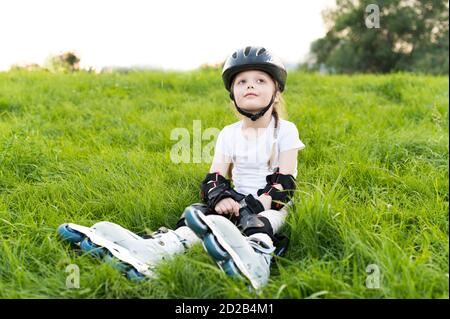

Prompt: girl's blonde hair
xmin=267 ymin=87 xmax=286 ymax=170
xmin=229 ymin=80 xmax=287 ymax=171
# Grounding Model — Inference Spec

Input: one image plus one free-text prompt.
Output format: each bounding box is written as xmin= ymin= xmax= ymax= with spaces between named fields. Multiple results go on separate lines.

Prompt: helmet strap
xmin=230 ymin=92 xmax=276 ymax=122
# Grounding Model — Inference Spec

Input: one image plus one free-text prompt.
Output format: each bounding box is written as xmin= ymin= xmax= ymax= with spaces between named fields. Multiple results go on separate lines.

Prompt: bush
xmin=44 ymin=51 xmax=81 ymax=73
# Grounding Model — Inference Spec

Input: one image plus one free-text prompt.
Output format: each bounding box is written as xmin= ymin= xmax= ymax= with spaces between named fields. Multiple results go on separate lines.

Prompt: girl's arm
xmin=278 ymin=149 xmax=299 ymax=176
xmin=258 ymin=148 xmax=299 ymax=210
xmin=209 ymin=152 xmax=232 ymax=178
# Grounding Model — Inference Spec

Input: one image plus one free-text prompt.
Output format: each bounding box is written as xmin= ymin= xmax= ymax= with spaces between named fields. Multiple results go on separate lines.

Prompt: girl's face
xmin=232 ymin=70 xmax=278 ymax=112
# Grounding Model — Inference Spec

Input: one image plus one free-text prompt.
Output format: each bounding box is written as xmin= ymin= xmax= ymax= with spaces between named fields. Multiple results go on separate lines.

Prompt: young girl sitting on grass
xmin=58 ymin=46 xmax=305 ymax=289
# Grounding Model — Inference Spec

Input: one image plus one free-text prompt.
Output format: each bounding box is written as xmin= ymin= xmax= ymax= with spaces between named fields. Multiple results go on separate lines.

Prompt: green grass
xmin=0 ymin=69 xmax=448 ymax=298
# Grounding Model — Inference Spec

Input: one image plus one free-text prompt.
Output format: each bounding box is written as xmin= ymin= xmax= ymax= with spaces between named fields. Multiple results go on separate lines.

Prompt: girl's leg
xmin=183 ymin=208 xmax=275 ymax=289
xmin=257 ymin=206 xmax=289 ymax=234
xmin=176 ymin=202 xmax=290 ymax=253
xmin=174 ymin=225 xmax=200 ymax=248
xmin=174 ymin=203 xmax=213 ymax=248
xmin=175 ymin=203 xmax=238 ymax=228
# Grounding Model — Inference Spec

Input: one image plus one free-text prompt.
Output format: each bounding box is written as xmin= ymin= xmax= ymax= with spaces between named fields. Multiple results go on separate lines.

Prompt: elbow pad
xmin=257 ymin=171 xmax=296 ymax=210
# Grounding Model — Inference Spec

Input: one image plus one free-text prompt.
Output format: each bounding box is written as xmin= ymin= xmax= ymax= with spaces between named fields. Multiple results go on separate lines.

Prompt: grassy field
xmin=0 ymin=69 xmax=448 ymax=298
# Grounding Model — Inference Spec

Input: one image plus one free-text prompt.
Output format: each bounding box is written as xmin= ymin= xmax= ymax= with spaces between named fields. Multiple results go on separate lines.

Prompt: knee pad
xmin=238 ymin=214 xmax=274 ymax=240
xmin=176 ymin=203 xmax=209 ymax=229
xmin=238 ymin=215 xmax=290 ymax=257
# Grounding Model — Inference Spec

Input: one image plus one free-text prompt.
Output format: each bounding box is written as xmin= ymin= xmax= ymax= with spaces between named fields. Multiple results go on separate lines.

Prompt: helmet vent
xmin=256 ymin=48 xmax=266 ymax=56
xmin=232 ymin=52 xmax=237 ymax=59
xmin=244 ymin=46 xmax=251 ymax=57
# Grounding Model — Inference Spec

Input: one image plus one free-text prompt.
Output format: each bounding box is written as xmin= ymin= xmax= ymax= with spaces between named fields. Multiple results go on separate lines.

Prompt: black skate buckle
xmin=273 ymin=234 xmax=289 ymax=257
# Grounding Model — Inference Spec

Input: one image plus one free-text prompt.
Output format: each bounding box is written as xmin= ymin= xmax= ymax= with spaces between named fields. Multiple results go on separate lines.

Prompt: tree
xmin=306 ymin=0 xmax=449 ymax=74
xmin=45 ymin=51 xmax=81 ymax=73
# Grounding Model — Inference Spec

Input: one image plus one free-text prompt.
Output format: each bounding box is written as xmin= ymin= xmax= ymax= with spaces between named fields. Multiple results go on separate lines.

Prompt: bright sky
xmin=0 ymin=0 xmax=335 ymax=71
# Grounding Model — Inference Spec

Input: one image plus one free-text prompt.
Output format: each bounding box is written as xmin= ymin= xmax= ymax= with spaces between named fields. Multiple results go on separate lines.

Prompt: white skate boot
xmin=57 ymin=222 xmax=188 ymax=280
xmin=184 ymin=207 xmax=275 ymax=289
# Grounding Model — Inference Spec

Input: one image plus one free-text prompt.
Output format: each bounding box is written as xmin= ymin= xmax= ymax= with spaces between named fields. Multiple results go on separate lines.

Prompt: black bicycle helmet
xmin=222 ymin=46 xmax=287 ymax=92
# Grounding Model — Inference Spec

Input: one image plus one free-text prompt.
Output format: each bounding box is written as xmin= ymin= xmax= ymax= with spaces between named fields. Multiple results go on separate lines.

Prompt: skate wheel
xmin=203 ymin=233 xmax=229 ymax=261
xmin=80 ymin=238 xmax=107 ymax=258
xmin=57 ymin=223 xmax=84 ymax=244
xmin=184 ymin=208 xmax=208 ymax=237
xmin=222 ymin=259 xmax=240 ymax=277
xmin=126 ymin=268 xmax=145 ymax=281
xmin=104 ymin=253 xmax=131 ymax=272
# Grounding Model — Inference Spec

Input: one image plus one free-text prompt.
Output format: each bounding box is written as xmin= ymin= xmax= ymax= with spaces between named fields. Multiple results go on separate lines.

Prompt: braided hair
xmin=267 ymin=83 xmax=287 ymax=171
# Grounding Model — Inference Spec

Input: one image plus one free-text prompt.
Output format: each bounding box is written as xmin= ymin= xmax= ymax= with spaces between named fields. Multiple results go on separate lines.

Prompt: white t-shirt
xmin=213 ymin=116 xmax=305 ymax=198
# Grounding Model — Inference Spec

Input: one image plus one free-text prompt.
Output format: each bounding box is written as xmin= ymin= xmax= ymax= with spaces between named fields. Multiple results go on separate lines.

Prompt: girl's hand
xmin=214 ymin=198 xmax=241 ymax=217
xmin=258 ymin=193 xmax=272 ymax=211
xmin=258 ymin=183 xmax=283 ymax=210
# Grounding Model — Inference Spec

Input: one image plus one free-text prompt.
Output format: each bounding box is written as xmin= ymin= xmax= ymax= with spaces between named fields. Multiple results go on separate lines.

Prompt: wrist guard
xmin=257 ymin=170 xmax=296 ymax=210
xmin=241 ymin=194 xmax=265 ymax=215
xmin=200 ymin=172 xmax=245 ymax=210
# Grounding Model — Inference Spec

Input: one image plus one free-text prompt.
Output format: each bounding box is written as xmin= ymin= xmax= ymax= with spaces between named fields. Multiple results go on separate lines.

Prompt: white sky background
xmin=0 ymin=0 xmax=336 ymax=71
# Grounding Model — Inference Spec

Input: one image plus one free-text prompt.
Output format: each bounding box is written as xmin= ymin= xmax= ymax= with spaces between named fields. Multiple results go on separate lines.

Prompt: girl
xmin=180 ymin=46 xmax=305 ymax=289
xmin=57 ymin=46 xmax=305 ymax=289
